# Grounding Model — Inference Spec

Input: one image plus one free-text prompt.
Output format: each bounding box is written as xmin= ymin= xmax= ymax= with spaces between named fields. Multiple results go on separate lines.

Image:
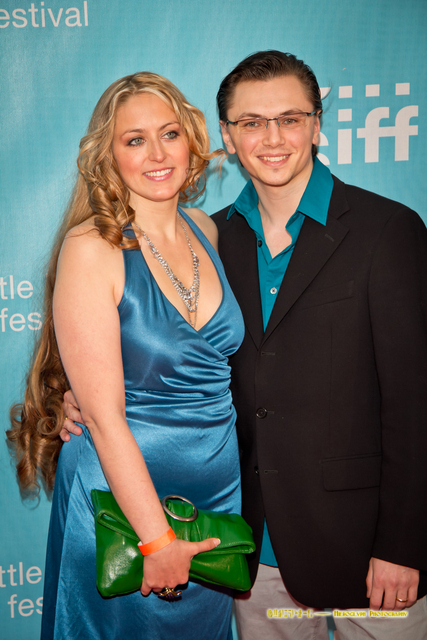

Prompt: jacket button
xmin=254 ymin=466 xmax=259 ymax=475
xmin=256 ymin=407 xmax=267 ymax=419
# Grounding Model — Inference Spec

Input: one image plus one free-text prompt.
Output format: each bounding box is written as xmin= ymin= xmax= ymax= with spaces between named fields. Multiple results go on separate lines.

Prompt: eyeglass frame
xmin=226 ymin=110 xmax=320 ymax=131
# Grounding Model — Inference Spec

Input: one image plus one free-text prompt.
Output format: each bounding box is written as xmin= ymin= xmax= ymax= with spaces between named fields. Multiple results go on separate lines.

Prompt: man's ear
xmin=312 ymin=115 xmax=321 ymax=147
xmin=220 ymin=121 xmax=237 ymax=155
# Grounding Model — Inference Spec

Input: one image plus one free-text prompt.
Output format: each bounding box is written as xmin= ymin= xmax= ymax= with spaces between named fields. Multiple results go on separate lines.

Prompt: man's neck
xmin=253 ymin=167 xmax=313 ymax=258
xmin=255 ymin=167 xmax=312 ymax=227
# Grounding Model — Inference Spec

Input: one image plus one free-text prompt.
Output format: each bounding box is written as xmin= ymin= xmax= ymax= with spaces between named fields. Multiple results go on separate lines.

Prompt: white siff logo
xmin=318 ymin=83 xmax=419 ymax=166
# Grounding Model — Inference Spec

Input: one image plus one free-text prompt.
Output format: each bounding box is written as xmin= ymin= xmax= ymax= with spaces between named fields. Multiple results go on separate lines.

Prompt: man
xmin=213 ymin=50 xmax=427 ymax=639
xmin=63 ymin=52 xmax=427 ymax=639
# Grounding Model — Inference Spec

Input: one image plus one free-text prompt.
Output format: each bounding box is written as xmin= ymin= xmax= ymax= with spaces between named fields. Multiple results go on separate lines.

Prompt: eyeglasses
xmin=226 ymin=111 xmax=319 ymax=134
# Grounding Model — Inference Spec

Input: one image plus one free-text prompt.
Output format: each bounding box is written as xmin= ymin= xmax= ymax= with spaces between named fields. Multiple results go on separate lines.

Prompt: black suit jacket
xmin=213 ymin=175 xmax=427 ymax=608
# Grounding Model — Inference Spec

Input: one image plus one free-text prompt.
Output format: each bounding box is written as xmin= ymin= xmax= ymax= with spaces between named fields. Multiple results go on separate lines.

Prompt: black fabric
xmin=213 ymin=176 xmax=427 ymax=608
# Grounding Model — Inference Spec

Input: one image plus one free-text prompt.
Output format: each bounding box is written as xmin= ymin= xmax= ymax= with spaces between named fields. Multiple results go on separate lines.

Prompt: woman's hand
xmin=141 ymin=536 xmax=221 ymax=596
xmin=60 ymin=389 xmax=83 ymax=441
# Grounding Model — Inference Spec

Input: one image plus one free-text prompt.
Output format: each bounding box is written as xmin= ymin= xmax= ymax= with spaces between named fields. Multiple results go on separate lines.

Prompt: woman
xmin=7 ymin=72 xmax=244 ymax=639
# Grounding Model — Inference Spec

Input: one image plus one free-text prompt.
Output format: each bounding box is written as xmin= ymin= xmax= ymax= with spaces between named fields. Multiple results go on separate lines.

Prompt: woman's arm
xmin=54 ymin=227 xmax=219 ymax=594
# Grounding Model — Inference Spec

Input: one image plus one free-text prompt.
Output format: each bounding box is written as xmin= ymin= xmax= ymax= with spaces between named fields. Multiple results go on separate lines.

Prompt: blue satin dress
xmin=41 ymin=209 xmax=244 ymax=640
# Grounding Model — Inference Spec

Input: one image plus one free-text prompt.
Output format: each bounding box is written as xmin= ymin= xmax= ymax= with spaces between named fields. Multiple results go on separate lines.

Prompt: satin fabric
xmin=41 ymin=209 xmax=244 ymax=639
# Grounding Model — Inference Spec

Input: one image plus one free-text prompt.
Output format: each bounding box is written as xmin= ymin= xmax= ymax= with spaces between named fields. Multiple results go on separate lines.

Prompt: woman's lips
xmin=143 ymin=168 xmax=174 ymax=180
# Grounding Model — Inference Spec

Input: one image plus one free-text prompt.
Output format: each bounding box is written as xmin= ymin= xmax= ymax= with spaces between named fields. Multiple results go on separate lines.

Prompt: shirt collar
xmin=227 ymin=156 xmax=333 ymax=227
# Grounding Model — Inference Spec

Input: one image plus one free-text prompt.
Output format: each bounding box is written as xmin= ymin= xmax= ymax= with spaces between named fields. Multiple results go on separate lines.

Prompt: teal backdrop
xmin=1 ymin=0 xmax=426 ymax=637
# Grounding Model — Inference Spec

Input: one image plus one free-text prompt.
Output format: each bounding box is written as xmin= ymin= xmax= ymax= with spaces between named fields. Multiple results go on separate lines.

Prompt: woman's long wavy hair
xmin=7 ymin=71 xmax=224 ymax=496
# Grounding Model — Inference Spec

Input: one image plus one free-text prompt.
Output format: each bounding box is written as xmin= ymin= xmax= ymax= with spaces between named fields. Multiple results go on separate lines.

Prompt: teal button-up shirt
xmin=227 ymin=157 xmax=334 ymax=566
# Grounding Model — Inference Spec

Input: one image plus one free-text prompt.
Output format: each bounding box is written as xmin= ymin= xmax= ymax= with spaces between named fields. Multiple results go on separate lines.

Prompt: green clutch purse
xmin=91 ymin=490 xmax=255 ymax=597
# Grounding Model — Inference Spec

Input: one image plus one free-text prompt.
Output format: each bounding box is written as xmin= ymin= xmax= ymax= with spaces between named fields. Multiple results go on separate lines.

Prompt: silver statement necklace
xmin=133 ymin=212 xmax=200 ymax=328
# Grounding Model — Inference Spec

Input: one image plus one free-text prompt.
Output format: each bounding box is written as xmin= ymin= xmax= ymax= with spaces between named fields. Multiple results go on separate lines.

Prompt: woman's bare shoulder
xmin=58 ymin=218 xmax=124 ymax=287
xmin=63 ymin=218 xmax=122 ymax=257
xmin=181 ymin=208 xmax=218 ymax=250
xmin=56 ymin=218 xmax=125 ymax=304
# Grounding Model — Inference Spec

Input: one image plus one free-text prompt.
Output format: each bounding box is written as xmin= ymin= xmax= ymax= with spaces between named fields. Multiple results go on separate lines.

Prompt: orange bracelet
xmin=138 ymin=527 xmax=176 ymax=556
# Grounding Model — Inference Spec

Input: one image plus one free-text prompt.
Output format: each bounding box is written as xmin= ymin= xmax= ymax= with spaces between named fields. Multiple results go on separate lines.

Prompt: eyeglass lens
xmin=237 ymin=113 xmax=311 ymax=132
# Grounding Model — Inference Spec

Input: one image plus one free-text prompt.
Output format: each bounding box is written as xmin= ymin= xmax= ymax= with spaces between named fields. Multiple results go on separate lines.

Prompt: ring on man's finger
xmin=396 ymin=597 xmax=408 ymax=603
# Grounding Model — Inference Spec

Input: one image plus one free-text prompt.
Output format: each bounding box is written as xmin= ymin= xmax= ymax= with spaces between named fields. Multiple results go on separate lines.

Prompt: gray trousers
xmin=234 ymin=564 xmax=427 ymax=640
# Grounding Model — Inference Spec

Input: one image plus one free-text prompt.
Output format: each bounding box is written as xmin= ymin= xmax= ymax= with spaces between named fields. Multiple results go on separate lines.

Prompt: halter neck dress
xmin=41 ymin=209 xmax=245 ymax=640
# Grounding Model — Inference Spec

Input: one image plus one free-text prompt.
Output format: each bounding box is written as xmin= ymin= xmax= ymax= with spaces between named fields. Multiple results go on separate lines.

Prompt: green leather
xmin=91 ymin=490 xmax=255 ymax=597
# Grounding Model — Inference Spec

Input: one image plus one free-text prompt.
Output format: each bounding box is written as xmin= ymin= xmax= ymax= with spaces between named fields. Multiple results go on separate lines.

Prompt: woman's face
xmin=112 ymin=93 xmax=190 ymax=210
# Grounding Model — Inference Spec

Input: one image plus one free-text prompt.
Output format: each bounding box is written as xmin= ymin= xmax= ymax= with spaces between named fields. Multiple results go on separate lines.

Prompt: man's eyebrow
xmin=234 ymin=112 xmax=265 ymax=119
xmin=234 ymin=109 xmax=307 ymax=119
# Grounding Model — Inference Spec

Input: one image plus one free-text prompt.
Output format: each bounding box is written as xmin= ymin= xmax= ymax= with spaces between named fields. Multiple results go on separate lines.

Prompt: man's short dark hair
xmin=217 ymin=50 xmax=323 ymax=156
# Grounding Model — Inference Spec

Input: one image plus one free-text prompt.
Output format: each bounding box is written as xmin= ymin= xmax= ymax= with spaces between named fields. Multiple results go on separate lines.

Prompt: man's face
xmin=220 ymin=75 xmax=320 ymax=194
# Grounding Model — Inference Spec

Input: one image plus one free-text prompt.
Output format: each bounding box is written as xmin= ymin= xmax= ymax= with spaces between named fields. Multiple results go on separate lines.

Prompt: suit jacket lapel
xmin=262 ymin=177 xmax=350 ymax=344
xmin=219 ymin=212 xmax=264 ymax=348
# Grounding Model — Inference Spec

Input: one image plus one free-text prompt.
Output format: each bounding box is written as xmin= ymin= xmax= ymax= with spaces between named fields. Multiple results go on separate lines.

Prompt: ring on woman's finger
xmin=158 ymin=586 xmax=182 ymax=600
xmin=65 ymin=416 xmax=68 ymax=421
xmin=396 ymin=597 xmax=408 ymax=603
